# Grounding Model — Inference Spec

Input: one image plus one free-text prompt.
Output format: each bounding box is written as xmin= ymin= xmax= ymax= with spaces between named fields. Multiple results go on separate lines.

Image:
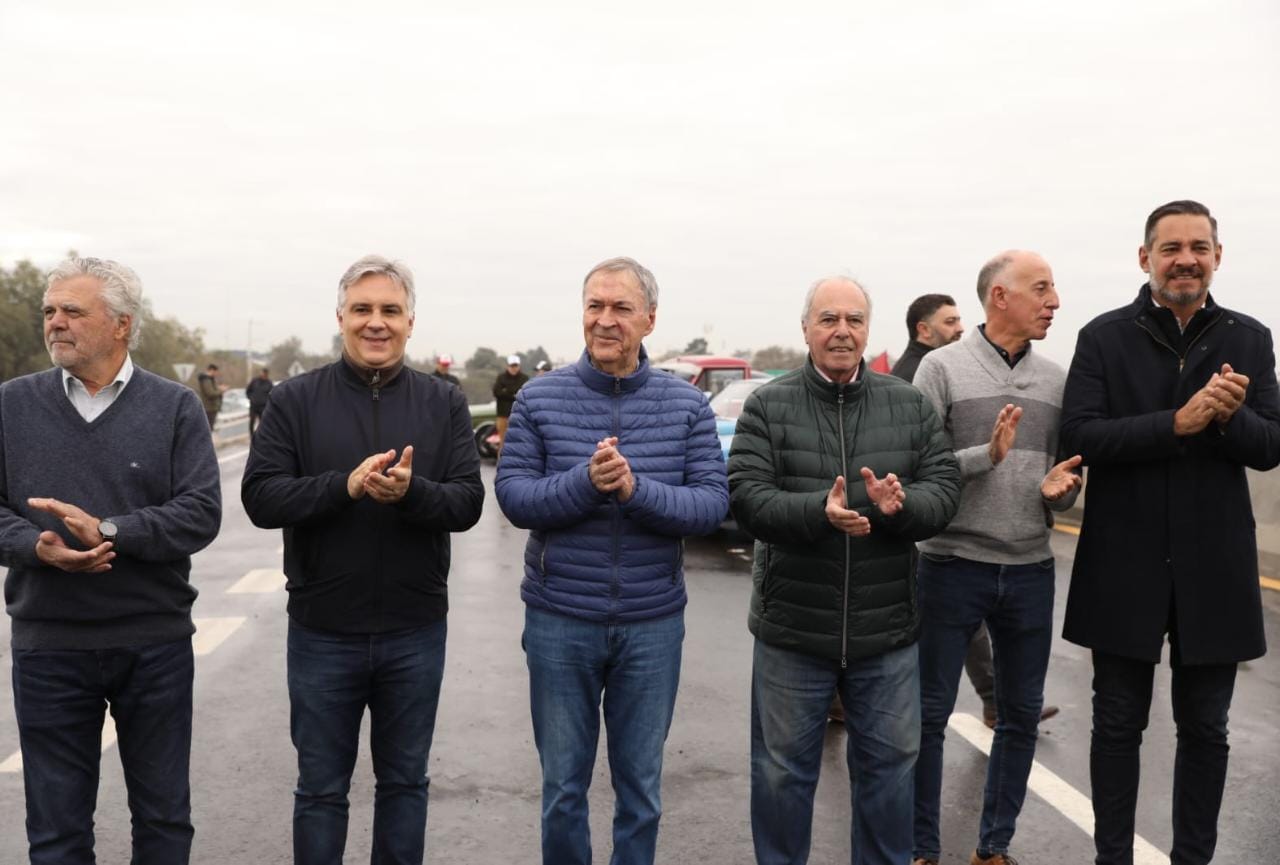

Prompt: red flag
xmin=868 ymin=350 xmax=891 ymax=374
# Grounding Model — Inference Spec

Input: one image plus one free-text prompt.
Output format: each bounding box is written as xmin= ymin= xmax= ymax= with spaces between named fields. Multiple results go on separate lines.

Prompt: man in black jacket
xmin=492 ymin=355 xmax=528 ymax=452
xmin=241 ymin=255 xmax=484 ymax=865
xmin=889 ymin=293 xmax=964 ymax=382
xmin=1061 ymin=200 xmax=1280 ymax=865
xmin=245 ymin=367 xmax=273 ymax=439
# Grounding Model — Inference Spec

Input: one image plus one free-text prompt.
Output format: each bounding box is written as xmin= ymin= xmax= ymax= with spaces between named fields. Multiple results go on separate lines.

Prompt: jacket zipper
xmin=837 ymin=386 xmax=850 ymax=670
xmin=540 ymin=536 xmax=550 ymax=583
xmin=371 ymin=370 xmax=383 ymax=623
xmin=1135 ymin=314 xmax=1221 ymax=374
xmin=610 ymin=378 xmax=622 ymax=616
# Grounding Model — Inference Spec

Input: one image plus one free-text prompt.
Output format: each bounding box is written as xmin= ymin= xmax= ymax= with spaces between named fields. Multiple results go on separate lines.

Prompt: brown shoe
xmin=983 ymin=705 xmax=1059 ymax=730
xmin=970 ymin=851 xmax=1020 ymax=865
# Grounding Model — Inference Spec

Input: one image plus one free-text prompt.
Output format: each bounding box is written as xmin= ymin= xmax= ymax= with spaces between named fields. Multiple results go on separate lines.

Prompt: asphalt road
xmin=2 ymin=452 xmax=1278 ymax=864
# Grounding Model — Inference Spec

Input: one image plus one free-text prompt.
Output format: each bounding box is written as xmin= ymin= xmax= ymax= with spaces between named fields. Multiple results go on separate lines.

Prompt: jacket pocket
xmin=758 ymin=543 xmax=774 ymax=611
xmin=539 ymin=533 xmax=551 ymax=585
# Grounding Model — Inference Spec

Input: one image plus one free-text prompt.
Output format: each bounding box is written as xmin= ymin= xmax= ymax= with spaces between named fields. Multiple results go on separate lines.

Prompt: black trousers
xmin=1090 ymin=649 xmax=1237 ymax=865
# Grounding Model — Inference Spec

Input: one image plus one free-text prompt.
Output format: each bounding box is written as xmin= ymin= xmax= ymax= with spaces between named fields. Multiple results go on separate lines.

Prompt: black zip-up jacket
xmin=241 ymin=356 xmax=484 ymax=633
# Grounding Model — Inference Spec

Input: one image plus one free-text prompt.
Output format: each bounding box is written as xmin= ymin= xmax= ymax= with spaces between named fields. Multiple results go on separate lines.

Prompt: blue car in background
xmin=710 ymin=377 xmax=771 ymax=464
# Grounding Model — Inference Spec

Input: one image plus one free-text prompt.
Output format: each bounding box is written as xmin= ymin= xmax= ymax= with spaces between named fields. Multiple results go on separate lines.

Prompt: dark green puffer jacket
xmin=728 ymin=360 xmax=960 ymax=663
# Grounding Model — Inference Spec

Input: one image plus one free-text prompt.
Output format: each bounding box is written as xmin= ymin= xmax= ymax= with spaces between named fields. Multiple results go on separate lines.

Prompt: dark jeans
xmin=11 ymin=638 xmax=195 ymax=865
xmin=914 ymin=553 xmax=1055 ymax=860
xmin=966 ymin=622 xmax=997 ymax=713
xmin=751 ymin=639 xmax=920 ymax=865
xmin=523 ymin=606 xmax=684 ymax=865
xmin=249 ymin=409 xmax=264 ymax=438
xmin=287 ymin=619 xmax=447 ymax=865
xmin=1090 ymin=649 xmax=1237 ymax=865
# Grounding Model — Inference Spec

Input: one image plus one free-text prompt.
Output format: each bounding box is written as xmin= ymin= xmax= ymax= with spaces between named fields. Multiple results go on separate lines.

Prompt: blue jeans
xmin=11 ymin=638 xmax=195 ymax=865
xmin=523 ymin=606 xmax=684 ymax=865
xmin=750 ymin=638 xmax=920 ymax=865
xmin=1090 ymin=649 xmax=1236 ymax=865
xmin=287 ymin=619 xmax=447 ymax=865
xmin=913 ymin=553 xmax=1055 ymax=860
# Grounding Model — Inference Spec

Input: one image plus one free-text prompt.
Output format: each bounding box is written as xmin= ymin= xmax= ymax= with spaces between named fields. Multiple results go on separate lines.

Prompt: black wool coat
xmin=1060 ymin=286 xmax=1280 ymax=664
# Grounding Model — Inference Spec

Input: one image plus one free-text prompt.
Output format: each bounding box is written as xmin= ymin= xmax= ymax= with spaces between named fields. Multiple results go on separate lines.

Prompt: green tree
xmin=0 ymin=259 xmax=48 ymax=382
xmin=132 ymin=314 xmax=207 ymax=381
xmin=751 ymin=345 xmax=806 ymax=372
xmin=681 ymin=337 xmax=708 ymax=355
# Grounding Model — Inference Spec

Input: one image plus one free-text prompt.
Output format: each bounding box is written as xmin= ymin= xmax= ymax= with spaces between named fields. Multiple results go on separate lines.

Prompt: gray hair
xmin=582 ymin=257 xmax=659 ymax=310
xmin=46 ymin=257 xmax=145 ymax=349
xmin=976 ymin=253 xmax=1014 ymax=304
xmin=337 ymin=255 xmax=416 ymax=314
xmin=801 ymin=275 xmax=872 ymax=322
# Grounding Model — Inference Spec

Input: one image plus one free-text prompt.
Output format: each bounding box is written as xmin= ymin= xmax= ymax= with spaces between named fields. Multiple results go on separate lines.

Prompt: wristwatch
xmin=98 ymin=519 xmax=119 ymax=543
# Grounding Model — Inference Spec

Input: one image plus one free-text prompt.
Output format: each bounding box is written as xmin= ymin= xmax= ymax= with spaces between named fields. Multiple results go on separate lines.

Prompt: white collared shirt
xmin=813 ymin=360 xmax=861 ymax=385
xmin=62 ymin=354 xmax=134 ymax=422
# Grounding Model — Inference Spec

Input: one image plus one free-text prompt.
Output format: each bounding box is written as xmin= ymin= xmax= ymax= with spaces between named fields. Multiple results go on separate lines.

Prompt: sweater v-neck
xmin=47 ymin=366 xmax=146 ymax=431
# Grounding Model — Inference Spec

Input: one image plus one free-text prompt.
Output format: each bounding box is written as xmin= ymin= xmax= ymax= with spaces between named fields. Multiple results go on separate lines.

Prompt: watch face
xmin=99 ymin=520 xmax=118 ymax=540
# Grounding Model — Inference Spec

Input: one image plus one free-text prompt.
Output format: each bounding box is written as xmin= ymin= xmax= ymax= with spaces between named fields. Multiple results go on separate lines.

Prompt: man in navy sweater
xmin=0 ymin=257 xmax=222 ymax=865
xmin=242 ymin=255 xmax=484 ymax=865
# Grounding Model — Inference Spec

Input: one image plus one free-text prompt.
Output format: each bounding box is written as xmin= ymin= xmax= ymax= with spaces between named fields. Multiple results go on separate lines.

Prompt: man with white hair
xmin=0 ymin=256 xmax=222 ymax=864
xmin=242 ymin=254 xmax=484 ymax=864
xmin=729 ymin=275 xmax=960 ymax=865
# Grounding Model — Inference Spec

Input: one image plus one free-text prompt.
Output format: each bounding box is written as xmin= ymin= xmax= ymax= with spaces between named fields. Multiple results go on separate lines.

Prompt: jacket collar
xmin=1129 ymin=283 xmax=1219 ymax=322
xmin=340 ymin=352 xmax=405 ymax=389
xmin=575 ymin=345 xmax=652 ymax=394
xmin=801 ymin=355 xmax=866 ymax=404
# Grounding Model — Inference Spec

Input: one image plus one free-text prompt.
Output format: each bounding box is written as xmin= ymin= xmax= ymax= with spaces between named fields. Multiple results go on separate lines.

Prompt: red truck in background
xmin=652 ymin=355 xmax=762 ymax=397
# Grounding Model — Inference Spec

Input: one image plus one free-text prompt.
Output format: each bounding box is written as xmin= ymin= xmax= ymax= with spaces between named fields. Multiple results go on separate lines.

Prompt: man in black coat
xmin=245 ymin=367 xmax=273 ymax=439
xmin=1060 ymin=200 xmax=1280 ymax=865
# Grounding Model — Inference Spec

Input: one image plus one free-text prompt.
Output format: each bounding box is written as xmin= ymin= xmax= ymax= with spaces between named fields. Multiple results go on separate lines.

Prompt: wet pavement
xmin=1 ymin=453 xmax=1278 ymax=863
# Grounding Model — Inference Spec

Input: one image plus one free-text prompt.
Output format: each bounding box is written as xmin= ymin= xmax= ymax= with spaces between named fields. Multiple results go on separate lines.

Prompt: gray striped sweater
xmin=912 ymin=328 xmax=1077 ymax=564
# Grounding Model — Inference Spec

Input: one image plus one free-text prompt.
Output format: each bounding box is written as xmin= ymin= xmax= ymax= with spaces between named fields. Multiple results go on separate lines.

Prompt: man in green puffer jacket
xmin=728 ymin=275 xmax=960 ymax=865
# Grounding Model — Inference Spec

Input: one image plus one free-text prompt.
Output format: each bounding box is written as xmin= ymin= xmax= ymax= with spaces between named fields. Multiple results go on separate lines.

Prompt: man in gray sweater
xmin=908 ymin=250 xmax=1082 ymax=865
xmin=0 ymin=257 xmax=221 ymax=865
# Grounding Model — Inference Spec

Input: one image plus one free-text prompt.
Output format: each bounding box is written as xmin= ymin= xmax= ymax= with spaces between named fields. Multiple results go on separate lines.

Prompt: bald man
xmin=909 ymin=251 xmax=1082 ymax=865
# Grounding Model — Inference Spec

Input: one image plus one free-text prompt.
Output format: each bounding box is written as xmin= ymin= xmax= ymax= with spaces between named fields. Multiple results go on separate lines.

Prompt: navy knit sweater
xmin=0 ymin=367 xmax=222 ymax=649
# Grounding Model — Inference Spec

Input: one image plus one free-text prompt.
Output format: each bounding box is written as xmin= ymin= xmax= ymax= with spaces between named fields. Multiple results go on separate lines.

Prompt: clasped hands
xmin=589 ymin=436 xmax=635 ymax=503
xmin=348 ymin=446 xmax=415 ymax=503
xmin=824 ymin=468 xmax=905 ymax=536
xmin=26 ymin=497 xmax=114 ymax=573
xmin=1173 ymin=363 xmax=1250 ymax=436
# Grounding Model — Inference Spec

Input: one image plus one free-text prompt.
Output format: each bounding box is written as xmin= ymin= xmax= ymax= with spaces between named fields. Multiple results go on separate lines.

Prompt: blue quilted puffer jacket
xmin=495 ymin=347 xmax=730 ymax=623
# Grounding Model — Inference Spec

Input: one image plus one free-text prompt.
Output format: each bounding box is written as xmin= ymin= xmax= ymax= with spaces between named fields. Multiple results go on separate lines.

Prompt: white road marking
xmin=948 ymin=712 xmax=1169 ymax=865
xmin=1 ymin=622 xmax=246 ymax=774
xmin=192 ymin=616 xmax=247 ymax=656
xmin=0 ymin=715 xmax=118 ymax=774
xmin=217 ymin=448 xmax=250 ymax=465
xmin=227 ymin=568 xmax=286 ymax=594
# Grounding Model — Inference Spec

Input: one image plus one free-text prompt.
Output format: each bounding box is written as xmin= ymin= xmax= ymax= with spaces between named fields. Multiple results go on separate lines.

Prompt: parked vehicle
xmin=709 ymin=377 xmax=771 ymax=462
xmin=653 ymin=355 xmax=755 ymax=397
xmin=469 ymin=400 xmax=500 ymax=459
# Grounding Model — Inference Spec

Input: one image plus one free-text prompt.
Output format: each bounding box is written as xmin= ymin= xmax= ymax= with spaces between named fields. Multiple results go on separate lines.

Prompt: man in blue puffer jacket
xmin=496 ymin=256 xmax=729 ymax=865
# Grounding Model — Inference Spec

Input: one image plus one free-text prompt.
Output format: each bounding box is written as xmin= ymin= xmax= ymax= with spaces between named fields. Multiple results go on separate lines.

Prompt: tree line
xmin=3 ymin=257 xmax=805 ymax=398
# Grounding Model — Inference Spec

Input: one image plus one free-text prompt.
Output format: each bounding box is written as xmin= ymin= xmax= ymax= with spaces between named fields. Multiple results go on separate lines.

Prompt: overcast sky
xmin=2 ymin=1 xmax=1277 ymax=370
